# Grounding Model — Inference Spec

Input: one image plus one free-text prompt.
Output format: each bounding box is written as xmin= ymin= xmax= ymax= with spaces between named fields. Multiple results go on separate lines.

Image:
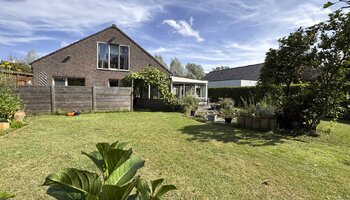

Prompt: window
xmin=53 ymin=77 xmax=66 ymax=86
xmin=68 ymin=78 xmax=85 ymax=86
xmin=97 ymin=42 xmax=129 ymax=70
xmin=98 ymin=43 xmax=108 ymax=69
xmin=109 ymin=79 xmax=119 ymax=87
xmin=53 ymin=77 xmax=85 ymax=86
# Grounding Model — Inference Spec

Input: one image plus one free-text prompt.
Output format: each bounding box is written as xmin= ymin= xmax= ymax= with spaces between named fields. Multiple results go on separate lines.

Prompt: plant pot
xmin=224 ymin=118 xmax=232 ymax=124
xmin=268 ymin=118 xmax=277 ymax=130
xmin=252 ymin=118 xmax=260 ymax=129
xmin=66 ymin=112 xmax=75 ymax=117
xmin=207 ymin=114 xmax=217 ymax=122
xmin=244 ymin=117 xmax=252 ymax=129
xmin=260 ymin=118 xmax=269 ymax=130
xmin=13 ymin=111 xmax=26 ymax=122
xmin=0 ymin=122 xmax=10 ymax=131
xmin=237 ymin=116 xmax=245 ymax=126
xmin=190 ymin=110 xmax=196 ymax=117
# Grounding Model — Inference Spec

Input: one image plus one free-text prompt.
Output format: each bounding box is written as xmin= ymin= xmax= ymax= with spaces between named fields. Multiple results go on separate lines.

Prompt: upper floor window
xmin=97 ymin=42 xmax=130 ymax=70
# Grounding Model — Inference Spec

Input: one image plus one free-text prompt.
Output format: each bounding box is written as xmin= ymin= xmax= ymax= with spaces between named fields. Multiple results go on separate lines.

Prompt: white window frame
xmin=52 ymin=77 xmax=68 ymax=86
xmin=97 ymin=42 xmax=130 ymax=71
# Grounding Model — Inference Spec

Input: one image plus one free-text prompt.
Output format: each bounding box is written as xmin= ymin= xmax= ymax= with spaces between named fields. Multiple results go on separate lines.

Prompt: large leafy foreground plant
xmin=43 ymin=141 xmax=176 ymax=200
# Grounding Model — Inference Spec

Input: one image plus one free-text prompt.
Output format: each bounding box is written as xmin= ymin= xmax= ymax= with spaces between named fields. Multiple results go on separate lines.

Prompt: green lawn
xmin=0 ymin=112 xmax=349 ymax=199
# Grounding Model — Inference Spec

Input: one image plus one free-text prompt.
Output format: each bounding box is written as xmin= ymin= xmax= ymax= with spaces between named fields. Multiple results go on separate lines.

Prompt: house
xmin=203 ymin=63 xmax=263 ymax=88
xmin=30 ymin=24 xmax=208 ymax=103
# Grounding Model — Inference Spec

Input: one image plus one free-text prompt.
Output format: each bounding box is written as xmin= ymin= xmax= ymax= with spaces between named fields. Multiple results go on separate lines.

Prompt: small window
xmin=120 ymin=46 xmax=129 ymax=70
xmin=54 ymin=77 xmax=66 ymax=86
xmin=98 ymin=43 xmax=109 ymax=69
xmin=109 ymin=79 xmax=119 ymax=87
xmin=68 ymin=78 xmax=85 ymax=86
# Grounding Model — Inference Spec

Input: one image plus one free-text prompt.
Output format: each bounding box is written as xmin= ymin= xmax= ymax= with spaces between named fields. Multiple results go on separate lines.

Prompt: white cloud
xmin=0 ymin=0 xmax=164 ymax=45
xmin=163 ymin=17 xmax=204 ymax=42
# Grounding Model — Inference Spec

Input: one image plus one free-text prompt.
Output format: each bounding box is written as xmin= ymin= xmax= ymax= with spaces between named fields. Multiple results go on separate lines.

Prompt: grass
xmin=0 ymin=112 xmax=349 ymax=199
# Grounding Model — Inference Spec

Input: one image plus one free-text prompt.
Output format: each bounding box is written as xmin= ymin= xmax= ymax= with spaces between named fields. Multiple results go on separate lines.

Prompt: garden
xmin=0 ymin=112 xmax=350 ymax=199
xmin=1 ymin=1 xmax=350 ymax=199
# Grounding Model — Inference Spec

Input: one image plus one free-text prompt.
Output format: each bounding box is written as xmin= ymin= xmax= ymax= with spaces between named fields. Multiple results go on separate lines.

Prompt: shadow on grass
xmin=180 ymin=123 xmax=306 ymax=147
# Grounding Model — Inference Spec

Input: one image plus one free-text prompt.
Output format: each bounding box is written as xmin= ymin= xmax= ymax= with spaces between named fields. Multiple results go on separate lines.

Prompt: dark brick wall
xmin=32 ymin=26 xmax=171 ymax=86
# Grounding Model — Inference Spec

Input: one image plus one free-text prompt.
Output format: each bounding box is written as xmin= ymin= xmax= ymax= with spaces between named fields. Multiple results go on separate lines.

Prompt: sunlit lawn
xmin=0 ymin=112 xmax=349 ymax=199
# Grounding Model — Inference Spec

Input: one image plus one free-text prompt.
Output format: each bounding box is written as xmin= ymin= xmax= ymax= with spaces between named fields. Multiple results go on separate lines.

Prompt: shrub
xmin=43 ymin=140 xmax=176 ymax=199
xmin=0 ymin=89 xmax=21 ymax=121
xmin=10 ymin=120 xmax=26 ymax=129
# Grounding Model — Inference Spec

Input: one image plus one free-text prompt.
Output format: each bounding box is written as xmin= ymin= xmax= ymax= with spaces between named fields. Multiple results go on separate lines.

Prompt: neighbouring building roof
xmin=203 ymin=63 xmax=263 ymax=82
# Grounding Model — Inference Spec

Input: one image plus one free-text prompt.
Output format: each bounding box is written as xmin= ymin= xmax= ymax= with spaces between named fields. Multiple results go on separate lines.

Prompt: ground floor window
xmin=53 ymin=77 xmax=85 ymax=86
xmin=109 ymin=79 xmax=119 ymax=87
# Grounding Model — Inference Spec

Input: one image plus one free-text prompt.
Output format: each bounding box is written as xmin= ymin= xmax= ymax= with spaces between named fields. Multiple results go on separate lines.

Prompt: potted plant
xmin=219 ymin=98 xmax=235 ymax=124
xmin=183 ymin=96 xmax=199 ymax=117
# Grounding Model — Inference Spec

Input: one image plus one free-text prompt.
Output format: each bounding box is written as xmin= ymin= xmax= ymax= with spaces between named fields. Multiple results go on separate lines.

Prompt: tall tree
xmin=169 ymin=57 xmax=185 ymax=77
xmin=185 ymin=63 xmax=205 ymax=79
xmin=324 ymin=0 xmax=350 ymax=9
xmin=21 ymin=50 xmax=39 ymax=65
xmin=211 ymin=66 xmax=230 ymax=72
xmin=154 ymin=54 xmax=168 ymax=68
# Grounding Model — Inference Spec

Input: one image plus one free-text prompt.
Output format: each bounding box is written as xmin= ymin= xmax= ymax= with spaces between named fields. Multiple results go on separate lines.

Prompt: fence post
xmin=131 ymin=80 xmax=134 ymax=111
xmin=92 ymin=86 xmax=96 ymax=112
xmin=50 ymin=85 xmax=55 ymax=114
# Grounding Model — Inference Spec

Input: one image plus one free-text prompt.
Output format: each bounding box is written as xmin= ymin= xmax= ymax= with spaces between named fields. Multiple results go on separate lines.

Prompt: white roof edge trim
xmin=171 ymin=76 xmax=208 ymax=84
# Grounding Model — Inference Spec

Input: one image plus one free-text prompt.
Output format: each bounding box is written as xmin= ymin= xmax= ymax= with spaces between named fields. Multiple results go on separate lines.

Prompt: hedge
xmin=208 ymin=84 xmax=307 ymax=106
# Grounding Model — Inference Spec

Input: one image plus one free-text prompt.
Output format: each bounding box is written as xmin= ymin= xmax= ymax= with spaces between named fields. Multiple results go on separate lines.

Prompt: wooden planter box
xmin=239 ymin=117 xmax=277 ymax=131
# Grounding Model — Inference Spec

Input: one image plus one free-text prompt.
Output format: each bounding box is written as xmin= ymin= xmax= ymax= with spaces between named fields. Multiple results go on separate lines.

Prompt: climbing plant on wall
xmin=125 ymin=66 xmax=179 ymax=109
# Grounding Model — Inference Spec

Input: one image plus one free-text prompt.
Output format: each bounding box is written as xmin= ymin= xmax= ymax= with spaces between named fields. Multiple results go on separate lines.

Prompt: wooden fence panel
xmin=18 ymin=86 xmax=132 ymax=114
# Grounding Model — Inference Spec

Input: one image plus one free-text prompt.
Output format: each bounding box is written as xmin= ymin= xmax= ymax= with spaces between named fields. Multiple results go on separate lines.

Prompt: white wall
xmin=208 ymin=80 xmax=257 ymax=88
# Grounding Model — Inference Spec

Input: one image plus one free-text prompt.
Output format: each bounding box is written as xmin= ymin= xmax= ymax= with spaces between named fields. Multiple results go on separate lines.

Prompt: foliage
xmin=324 ymin=0 xmax=350 ymax=9
xmin=43 ymin=141 xmax=176 ymax=200
xmin=185 ymin=63 xmax=205 ymax=79
xmin=257 ymin=10 xmax=350 ymax=133
xmin=209 ymin=86 xmax=258 ymax=106
xmin=169 ymin=57 xmax=185 ymax=77
xmin=211 ymin=66 xmax=230 ymax=72
xmin=220 ymin=98 xmax=235 ymax=110
xmin=125 ymin=66 xmax=179 ymax=110
xmin=255 ymin=96 xmax=277 ymax=118
xmin=10 ymin=120 xmax=26 ymax=129
xmin=0 ymin=192 xmax=15 ymax=200
xmin=154 ymin=54 xmax=168 ymax=68
xmin=182 ymin=95 xmax=198 ymax=112
xmin=0 ymin=89 xmax=21 ymax=121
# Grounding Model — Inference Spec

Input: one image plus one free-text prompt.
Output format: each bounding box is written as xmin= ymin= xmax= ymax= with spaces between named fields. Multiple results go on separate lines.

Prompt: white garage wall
xmin=208 ymin=80 xmax=258 ymax=88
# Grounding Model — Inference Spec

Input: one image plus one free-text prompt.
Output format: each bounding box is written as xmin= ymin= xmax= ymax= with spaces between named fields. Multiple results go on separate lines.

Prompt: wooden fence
xmin=17 ymin=86 xmax=132 ymax=113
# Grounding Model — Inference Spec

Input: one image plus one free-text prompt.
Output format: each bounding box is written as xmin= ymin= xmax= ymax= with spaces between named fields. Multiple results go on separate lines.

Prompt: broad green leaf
xmin=110 ymin=141 xmax=129 ymax=150
xmin=0 ymin=192 xmax=15 ymax=200
xmin=155 ymin=185 xmax=177 ymax=198
xmin=105 ymin=156 xmax=144 ymax=186
xmin=324 ymin=1 xmax=334 ymax=8
xmin=135 ymin=178 xmax=151 ymax=199
xmin=82 ymin=151 xmax=105 ymax=174
xmin=43 ymin=168 xmax=102 ymax=200
xmin=99 ymin=177 xmax=138 ymax=200
xmin=106 ymin=149 xmax=133 ymax=176
xmin=150 ymin=179 xmax=163 ymax=194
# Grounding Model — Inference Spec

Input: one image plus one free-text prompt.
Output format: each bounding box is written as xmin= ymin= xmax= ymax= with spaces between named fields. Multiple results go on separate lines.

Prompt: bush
xmin=10 ymin=120 xmax=26 ymax=129
xmin=0 ymin=89 xmax=21 ymax=121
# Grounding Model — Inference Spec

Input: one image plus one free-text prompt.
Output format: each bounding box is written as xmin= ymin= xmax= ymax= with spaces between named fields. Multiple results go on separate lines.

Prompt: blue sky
xmin=0 ymin=0 xmax=334 ymax=72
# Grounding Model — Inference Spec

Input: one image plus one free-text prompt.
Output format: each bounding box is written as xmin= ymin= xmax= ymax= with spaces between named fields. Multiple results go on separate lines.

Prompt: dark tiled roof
xmin=203 ymin=63 xmax=263 ymax=81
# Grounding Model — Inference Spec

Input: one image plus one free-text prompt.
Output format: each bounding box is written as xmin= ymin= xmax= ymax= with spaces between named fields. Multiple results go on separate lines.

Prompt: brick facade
xmin=31 ymin=25 xmax=171 ymax=86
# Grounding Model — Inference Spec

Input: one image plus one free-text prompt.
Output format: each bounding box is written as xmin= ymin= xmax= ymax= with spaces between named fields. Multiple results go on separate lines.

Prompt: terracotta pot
xmin=237 ymin=116 xmax=245 ymax=126
xmin=252 ymin=118 xmax=260 ymax=129
xmin=260 ymin=118 xmax=269 ymax=130
xmin=13 ymin=111 xmax=26 ymax=122
xmin=0 ymin=122 xmax=10 ymax=131
xmin=224 ymin=118 xmax=232 ymax=124
xmin=244 ymin=117 xmax=252 ymax=129
xmin=66 ymin=112 xmax=75 ymax=116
